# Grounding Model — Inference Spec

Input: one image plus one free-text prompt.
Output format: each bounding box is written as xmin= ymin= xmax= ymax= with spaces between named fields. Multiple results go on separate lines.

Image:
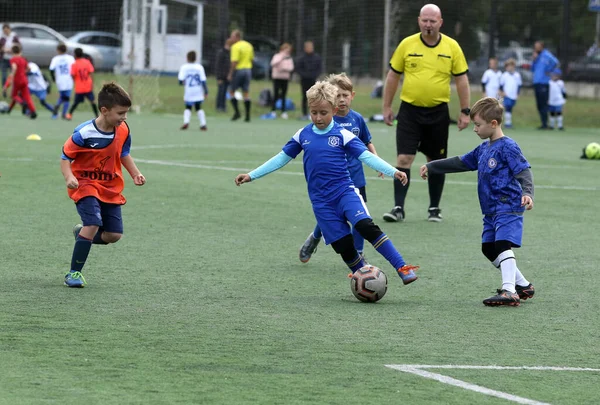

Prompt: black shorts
xmin=396 ymin=102 xmax=450 ymax=160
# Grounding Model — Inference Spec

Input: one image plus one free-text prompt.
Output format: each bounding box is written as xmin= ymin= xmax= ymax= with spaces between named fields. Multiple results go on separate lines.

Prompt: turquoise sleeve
xmin=249 ymin=151 xmax=293 ymax=180
xmin=358 ymin=151 xmax=398 ymax=177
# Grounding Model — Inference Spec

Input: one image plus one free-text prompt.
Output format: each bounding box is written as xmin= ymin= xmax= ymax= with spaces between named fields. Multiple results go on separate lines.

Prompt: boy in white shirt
xmin=481 ymin=57 xmax=501 ymax=98
xmin=178 ymin=50 xmax=208 ymax=130
xmin=499 ymin=58 xmax=522 ymax=129
xmin=49 ymin=43 xmax=75 ymax=120
xmin=27 ymin=62 xmax=55 ymax=114
xmin=548 ymin=68 xmax=566 ymax=130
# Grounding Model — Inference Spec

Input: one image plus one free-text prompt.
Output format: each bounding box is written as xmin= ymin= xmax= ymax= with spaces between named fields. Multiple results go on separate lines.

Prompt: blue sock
xmin=313 ymin=224 xmax=322 ymax=239
xmin=345 ymin=253 xmax=366 ymax=273
xmin=62 ymin=102 xmax=69 ymax=116
xmin=71 ymin=235 xmax=93 ymax=272
xmin=42 ymin=100 xmax=54 ymax=112
xmin=54 ymin=100 xmax=62 ymax=111
xmin=352 ymin=226 xmax=364 ymax=253
xmin=372 ymin=234 xmax=405 ymax=269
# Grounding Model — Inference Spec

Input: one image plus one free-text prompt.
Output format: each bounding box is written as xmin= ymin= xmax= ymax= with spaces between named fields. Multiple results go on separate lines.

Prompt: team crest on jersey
xmin=488 ymin=157 xmax=497 ymax=169
xmin=352 ymin=128 xmax=360 ymax=136
xmin=328 ymin=136 xmax=340 ymax=147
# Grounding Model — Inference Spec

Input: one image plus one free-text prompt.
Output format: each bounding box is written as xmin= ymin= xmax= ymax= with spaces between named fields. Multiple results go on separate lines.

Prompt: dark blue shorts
xmin=548 ymin=105 xmax=563 ymax=114
xmin=230 ymin=69 xmax=251 ymax=93
xmin=59 ymin=90 xmax=72 ymax=101
xmin=503 ymin=97 xmax=517 ymax=112
xmin=76 ymin=196 xmax=123 ymax=234
xmin=74 ymin=92 xmax=95 ymax=104
xmin=482 ymin=213 xmax=523 ymax=247
xmin=313 ymin=187 xmax=370 ymax=245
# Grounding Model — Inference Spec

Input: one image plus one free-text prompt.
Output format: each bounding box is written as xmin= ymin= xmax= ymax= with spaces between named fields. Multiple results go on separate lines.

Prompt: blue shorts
xmin=74 ymin=92 xmax=95 ymax=104
xmin=230 ymin=69 xmax=251 ymax=93
xmin=313 ymin=187 xmax=370 ymax=245
xmin=548 ymin=105 xmax=563 ymax=114
xmin=503 ymin=97 xmax=517 ymax=112
xmin=482 ymin=213 xmax=523 ymax=247
xmin=30 ymin=89 xmax=47 ymax=100
xmin=76 ymin=196 xmax=124 ymax=234
xmin=59 ymin=90 xmax=72 ymax=101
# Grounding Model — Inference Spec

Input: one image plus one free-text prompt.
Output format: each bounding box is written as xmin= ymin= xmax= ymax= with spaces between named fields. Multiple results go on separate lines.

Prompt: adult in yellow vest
xmin=382 ymin=3 xmax=471 ymax=224
xmin=227 ymin=30 xmax=254 ymax=122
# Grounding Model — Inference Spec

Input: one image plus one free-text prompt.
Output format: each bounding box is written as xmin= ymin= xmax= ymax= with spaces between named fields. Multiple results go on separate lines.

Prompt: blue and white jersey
xmin=282 ymin=121 xmax=368 ymax=203
xmin=500 ymin=71 xmax=522 ymax=100
xmin=178 ymin=63 xmax=207 ymax=102
xmin=61 ymin=119 xmax=131 ymax=160
xmin=549 ymin=79 xmax=566 ymax=106
xmin=49 ymin=54 xmax=75 ymax=91
xmin=334 ymin=110 xmax=372 ymax=188
xmin=27 ymin=63 xmax=47 ymax=92
xmin=460 ymin=136 xmax=530 ymax=215
xmin=481 ymin=68 xmax=502 ymax=98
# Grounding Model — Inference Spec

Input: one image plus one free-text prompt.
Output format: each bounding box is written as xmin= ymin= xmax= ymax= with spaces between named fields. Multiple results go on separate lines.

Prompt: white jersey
xmin=49 ymin=54 xmax=75 ymax=91
xmin=178 ymin=63 xmax=207 ymax=102
xmin=549 ymin=79 xmax=566 ymax=106
xmin=500 ymin=71 xmax=522 ymax=100
xmin=481 ymin=69 xmax=502 ymax=98
xmin=27 ymin=63 xmax=48 ymax=92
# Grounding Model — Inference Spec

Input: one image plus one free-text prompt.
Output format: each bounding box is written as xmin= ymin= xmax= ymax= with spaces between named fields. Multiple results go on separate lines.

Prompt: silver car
xmin=67 ymin=31 xmax=121 ymax=71
xmin=4 ymin=22 xmax=103 ymax=68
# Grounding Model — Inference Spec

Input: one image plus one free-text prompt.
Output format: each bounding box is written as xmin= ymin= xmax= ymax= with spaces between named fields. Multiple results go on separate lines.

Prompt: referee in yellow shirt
xmin=227 ymin=30 xmax=254 ymax=122
xmin=382 ymin=3 xmax=470 ymax=223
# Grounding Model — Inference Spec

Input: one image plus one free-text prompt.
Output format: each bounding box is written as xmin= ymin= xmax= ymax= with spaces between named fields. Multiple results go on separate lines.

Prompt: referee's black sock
xmin=428 ymin=173 xmax=445 ymax=208
xmin=231 ymin=98 xmax=240 ymax=116
xmin=244 ymin=100 xmax=251 ymax=121
xmin=393 ymin=167 xmax=410 ymax=207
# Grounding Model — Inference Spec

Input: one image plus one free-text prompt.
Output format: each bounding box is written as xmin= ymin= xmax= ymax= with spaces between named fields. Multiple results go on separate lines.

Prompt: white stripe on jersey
xmin=49 ymin=54 xmax=75 ymax=91
xmin=78 ymin=122 xmax=115 ymax=140
xmin=178 ymin=63 xmax=207 ymax=102
xmin=27 ymin=63 xmax=48 ymax=92
xmin=340 ymin=128 xmax=356 ymax=145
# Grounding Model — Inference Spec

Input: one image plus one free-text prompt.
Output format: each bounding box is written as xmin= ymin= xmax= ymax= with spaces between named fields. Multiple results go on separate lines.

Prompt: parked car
xmin=245 ymin=35 xmax=279 ymax=80
xmin=498 ymin=46 xmax=534 ymax=87
xmin=566 ymin=52 xmax=600 ymax=82
xmin=66 ymin=31 xmax=121 ymax=71
xmin=5 ymin=22 xmax=103 ymax=69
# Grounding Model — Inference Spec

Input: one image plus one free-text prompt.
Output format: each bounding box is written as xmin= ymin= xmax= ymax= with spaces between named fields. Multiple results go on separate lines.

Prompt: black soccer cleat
xmin=483 ymin=289 xmax=520 ymax=307
xmin=427 ymin=207 xmax=442 ymax=222
xmin=383 ymin=206 xmax=405 ymax=222
xmin=515 ymin=283 xmax=535 ymax=300
xmin=231 ymin=112 xmax=241 ymax=121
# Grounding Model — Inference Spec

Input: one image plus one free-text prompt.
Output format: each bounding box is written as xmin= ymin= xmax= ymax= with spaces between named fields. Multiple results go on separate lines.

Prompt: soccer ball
xmin=583 ymin=142 xmax=600 ymax=159
xmin=0 ymin=101 xmax=8 ymax=114
xmin=350 ymin=265 xmax=388 ymax=303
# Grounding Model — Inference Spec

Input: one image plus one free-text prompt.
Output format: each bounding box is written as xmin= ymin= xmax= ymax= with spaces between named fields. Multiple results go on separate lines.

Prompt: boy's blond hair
xmin=306 ymin=81 xmax=338 ymax=108
xmin=326 ymin=72 xmax=353 ymax=92
xmin=470 ymin=97 xmax=504 ymax=125
xmin=504 ymin=58 xmax=516 ymax=68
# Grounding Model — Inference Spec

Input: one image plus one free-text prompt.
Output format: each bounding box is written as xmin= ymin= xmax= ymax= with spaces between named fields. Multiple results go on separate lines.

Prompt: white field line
xmin=134 ymin=158 xmax=600 ymax=192
xmin=389 ymin=364 xmax=600 ymax=372
xmin=387 ymin=365 xmax=550 ymax=405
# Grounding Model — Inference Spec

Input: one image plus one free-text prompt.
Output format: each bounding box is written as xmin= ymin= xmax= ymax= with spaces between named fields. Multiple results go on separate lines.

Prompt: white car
xmin=66 ymin=31 xmax=121 ymax=71
xmin=5 ymin=22 xmax=103 ymax=68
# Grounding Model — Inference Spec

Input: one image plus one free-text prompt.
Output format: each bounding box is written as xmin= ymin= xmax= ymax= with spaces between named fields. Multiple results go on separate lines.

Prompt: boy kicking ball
xmin=420 ymin=97 xmax=535 ymax=306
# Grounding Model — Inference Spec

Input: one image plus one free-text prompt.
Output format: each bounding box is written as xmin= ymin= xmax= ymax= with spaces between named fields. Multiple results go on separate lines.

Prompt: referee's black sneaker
xmin=383 ymin=206 xmax=404 ymax=222
xmin=427 ymin=207 xmax=443 ymax=222
xmin=483 ymin=289 xmax=520 ymax=307
xmin=515 ymin=283 xmax=535 ymax=300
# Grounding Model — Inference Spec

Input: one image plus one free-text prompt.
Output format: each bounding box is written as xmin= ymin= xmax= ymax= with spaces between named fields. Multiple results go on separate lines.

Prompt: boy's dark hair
xmin=74 ymin=48 xmax=84 ymax=58
xmin=11 ymin=44 xmax=20 ymax=54
xmin=98 ymin=82 xmax=132 ymax=109
xmin=187 ymin=51 xmax=196 ymax=62
xmin=2 ymin=23 xmax=10 ymax=30
xmin=470 ymin=97 xmax=504 ymax=125
xmin=57 ymin=43 xmax=67 ymax=53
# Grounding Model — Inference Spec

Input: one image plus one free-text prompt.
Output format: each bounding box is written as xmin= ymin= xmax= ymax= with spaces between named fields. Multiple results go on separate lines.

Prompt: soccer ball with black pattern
xmin=350 ymin=265 xmax=388 ymax=303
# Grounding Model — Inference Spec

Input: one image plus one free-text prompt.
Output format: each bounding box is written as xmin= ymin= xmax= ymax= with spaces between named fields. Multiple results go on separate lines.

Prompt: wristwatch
xmin=461 ymin=107 xmax=471 ymax=116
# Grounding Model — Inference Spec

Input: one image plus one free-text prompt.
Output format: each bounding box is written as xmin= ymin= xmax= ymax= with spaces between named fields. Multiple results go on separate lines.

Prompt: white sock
xmin=183 ymin=109 xmax=191 ymax=124
xmin=198 ymin=109 xmax=206 ymax=126
xmin=497 ymin=250 xmax=517 ymax=293
xmin=557 ymin=115 xmax=563 ymax=128
xmin=549 ymin=116 xmax=556 ymax=128
xmin=504 ymin=111 xmax=512 ymax=126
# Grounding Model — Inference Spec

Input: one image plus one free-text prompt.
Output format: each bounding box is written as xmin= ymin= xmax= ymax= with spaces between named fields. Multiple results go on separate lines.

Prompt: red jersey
xmin=9 ymin=56 xmax=28 ymax=85
xmin=62 ymin=121 xmax=131 ymax=205
xmin=71 ymin=58 xmax=95 ymax=94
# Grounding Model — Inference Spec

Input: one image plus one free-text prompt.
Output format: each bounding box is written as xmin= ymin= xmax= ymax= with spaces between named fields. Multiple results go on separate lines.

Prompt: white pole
xmin=383 ymin=0 xmax=391 ymax=80
xmin=596 ymin=12 xmax=600 ymax=46
xmin=323 ymin=0 xmax=329 ymax=74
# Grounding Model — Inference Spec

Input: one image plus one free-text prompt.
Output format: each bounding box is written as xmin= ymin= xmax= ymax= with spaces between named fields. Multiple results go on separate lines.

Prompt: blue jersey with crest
xmin=282 ymin=121 xmax=368 ymax=203
xmin=334 ymin=110 xmax=372 ymax=188
xmin=460 ymin=136 xmax=530 ymax=215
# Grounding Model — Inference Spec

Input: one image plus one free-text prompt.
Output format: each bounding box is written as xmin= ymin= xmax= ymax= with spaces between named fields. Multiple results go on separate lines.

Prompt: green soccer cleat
xmin=64 ymin=270 xmax=86 ymax=288
xmin=73 ymin=224 xmax=83 ymax=240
